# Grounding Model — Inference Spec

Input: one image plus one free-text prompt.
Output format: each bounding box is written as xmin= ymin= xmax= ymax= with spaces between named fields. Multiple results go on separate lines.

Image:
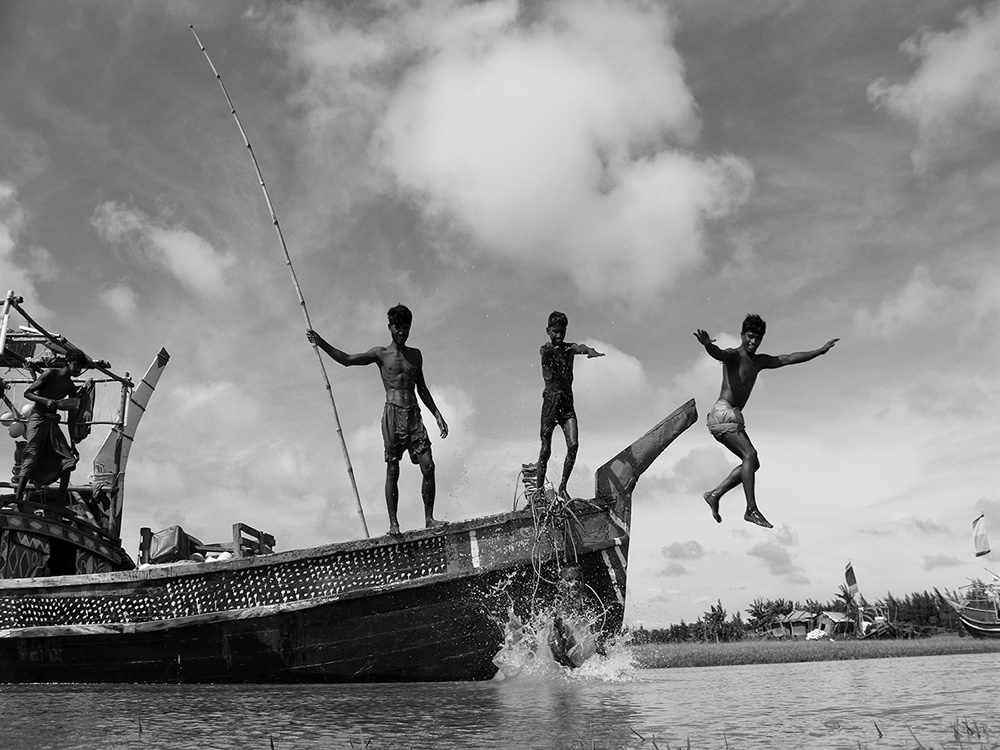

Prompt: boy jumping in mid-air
xmin=694 ymin=314 xmax=838 ymax=529
xmin=307 ymin=304 xmax=448 ymax=536
xmin=536 ymin=311 xmax=604 ymax=501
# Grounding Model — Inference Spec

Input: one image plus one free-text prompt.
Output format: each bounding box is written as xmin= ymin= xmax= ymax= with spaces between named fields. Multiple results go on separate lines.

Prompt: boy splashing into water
xmin=694 ymin=314 xmax=838 ymax=529
xmin=536 ymin=311 xmax=604 ymax=501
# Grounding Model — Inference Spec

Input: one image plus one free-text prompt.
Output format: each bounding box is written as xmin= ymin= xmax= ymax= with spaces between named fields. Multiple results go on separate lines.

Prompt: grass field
xmin=632 ymin=633 xmax=1000 ymax=669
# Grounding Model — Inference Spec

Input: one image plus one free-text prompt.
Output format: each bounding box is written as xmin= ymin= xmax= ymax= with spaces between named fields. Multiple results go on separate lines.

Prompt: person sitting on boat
xmin=307 ymin=304 xmax=449 ymax=536
xmin=694 ymin=314 xmax=838 ymax=529
xmin=14 ymin=348 xmax=89 ymax=507
xmin=535 ymin=311 xmax=604 ymax=502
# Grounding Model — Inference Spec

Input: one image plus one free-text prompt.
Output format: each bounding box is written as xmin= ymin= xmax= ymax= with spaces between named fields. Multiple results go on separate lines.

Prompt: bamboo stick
xmin=0 ymin=290 xmax=15 ymax=363
xmin=189 ymin=26 xmax=369 ymax=538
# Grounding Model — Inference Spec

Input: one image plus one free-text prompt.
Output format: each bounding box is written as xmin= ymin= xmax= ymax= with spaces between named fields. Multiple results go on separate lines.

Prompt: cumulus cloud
xmin=0 ymin=180 xmax=48 ymax=304
xmin=99 ymin=282 xmax=139 ymax=321
xmin=90 ymin=201 xmax=235 ymax=297
xmin=853 ymin=266 xmax=950 ymax=337
xmin=662 ymin=540 xmax=705 ymax=560
xmin=573 ymin=339 xmax=650 ymax=412
xmin=747 ymin=540 xmax=809 ymax=584
xmin=868 ymin=1 xmax=1000 ymax=175
xmin=271 ymin=0 xmax=754 ymax=305
xmin=908 ymin=516 xmax=951 ymax=536
xmin=923 ymin=554 xmax=963 ymax=571
xmin=661 ymin=561 xmax=688 ymax=576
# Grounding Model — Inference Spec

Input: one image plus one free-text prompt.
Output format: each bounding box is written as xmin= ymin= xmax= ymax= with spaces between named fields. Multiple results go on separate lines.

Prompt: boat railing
xmin=138 ymin=522 xmax=276 ymax=565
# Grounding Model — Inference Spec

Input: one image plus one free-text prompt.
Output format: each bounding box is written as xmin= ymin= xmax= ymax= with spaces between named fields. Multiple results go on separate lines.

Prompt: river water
xmin=0 ymin=652 xmax=997 ymax=750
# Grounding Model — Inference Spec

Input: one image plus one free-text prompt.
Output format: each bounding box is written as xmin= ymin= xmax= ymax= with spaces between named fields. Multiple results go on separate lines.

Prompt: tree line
xmin=629 ymin=586 xmax=966 ymax=644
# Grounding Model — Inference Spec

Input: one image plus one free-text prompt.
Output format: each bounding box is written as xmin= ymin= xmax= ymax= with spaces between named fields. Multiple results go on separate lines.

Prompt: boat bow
xmin=594 ymin=398 xmax=697 ymax=530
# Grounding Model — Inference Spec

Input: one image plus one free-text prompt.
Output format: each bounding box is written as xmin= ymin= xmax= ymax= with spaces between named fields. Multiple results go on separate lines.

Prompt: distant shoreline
xmin=632 ymin=633 xmax=1000 ymax=669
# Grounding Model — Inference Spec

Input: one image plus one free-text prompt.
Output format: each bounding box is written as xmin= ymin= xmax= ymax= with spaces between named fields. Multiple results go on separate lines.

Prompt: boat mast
xmin=190 ymin=26 xmax=369 ymax=538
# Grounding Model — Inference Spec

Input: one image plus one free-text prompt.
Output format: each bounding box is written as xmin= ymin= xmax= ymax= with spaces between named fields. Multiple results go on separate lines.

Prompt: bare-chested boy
xmin=15 ymin=348 xmax=88 ymax=505
xmin=536 ymin=311 xmax=604 ymax=501
xmin=307 ymin=304 xmax=448 ymax=536
xmin=694 ymin=314 xmax=838 ymax=529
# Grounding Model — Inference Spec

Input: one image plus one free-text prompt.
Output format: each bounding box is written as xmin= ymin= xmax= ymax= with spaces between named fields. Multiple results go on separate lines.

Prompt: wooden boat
xmin=948 ymin=581 xmax=1000 ymax=639
xmin=947 ymin=581 xmax=1000 ymax=639
xmin=0 ymin=291 xmax=696 ymax=682
xmin=946 ymin=514 xmax=1000 ymax=639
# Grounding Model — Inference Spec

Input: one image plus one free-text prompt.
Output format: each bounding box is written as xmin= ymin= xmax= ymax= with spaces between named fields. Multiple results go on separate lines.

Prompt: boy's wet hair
xmin=742 ymin=313 xmax=766 ymax=336
xmin=387 ymin=304 xmax=412 ymax=328
xmin=64 ymin=349 xmax=87 ymax=364
xmin=547 ymin=310 xmax=568 ymax=329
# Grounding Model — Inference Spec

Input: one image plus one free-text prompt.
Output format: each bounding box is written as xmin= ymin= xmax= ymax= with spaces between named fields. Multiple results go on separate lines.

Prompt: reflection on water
xmin=0 ymin=653 xmax=997 ymax=749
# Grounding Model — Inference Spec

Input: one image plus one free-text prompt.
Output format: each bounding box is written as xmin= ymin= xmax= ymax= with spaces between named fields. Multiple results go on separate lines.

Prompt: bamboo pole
xmin=190 ymin=26 xmax=369 ymax=538
xmin=0 ymin=290 xmax=15 ymax=361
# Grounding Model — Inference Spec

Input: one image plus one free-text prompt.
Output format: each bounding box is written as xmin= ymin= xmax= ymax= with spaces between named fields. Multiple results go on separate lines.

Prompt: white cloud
xmin=271 ymin=0 xmax=753 ymax=305
xmin=573 ymin=339 xmax=650 ymax=412
xmin=852 ymin=266 xmax=950 ymax=338
xmin=747 ymin=540 xmax=809 ymax=584
xmin=868 ymin=1 xmax=1000 ymax=175
xmin=0 ymin=180 xmax=46 ymax=304
xmin=99 ymin=282 xmax=138 ymax=321
xmin=662 ymin=540 xmax=705 ymax=560
xmin=90 ymin=201 xmax=235 ymax=298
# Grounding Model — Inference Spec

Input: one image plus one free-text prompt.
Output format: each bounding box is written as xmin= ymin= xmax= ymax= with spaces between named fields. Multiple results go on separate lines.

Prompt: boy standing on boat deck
xmin=694 ymin=314 xmax=838 ymax=529
xmin=15 ymin=349 xmax=88 ymax=506
xmin=307 ymin=304 xmax=448 ymax=536
xmin=536 ymin=311 xmax=604 ymax=502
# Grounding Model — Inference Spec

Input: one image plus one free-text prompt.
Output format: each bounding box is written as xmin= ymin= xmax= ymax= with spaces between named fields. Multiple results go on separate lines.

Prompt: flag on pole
xmin=845 ymin=561 xmax=858 ymax=595
xmin=973 ymin=513 xmax=991 ymax=558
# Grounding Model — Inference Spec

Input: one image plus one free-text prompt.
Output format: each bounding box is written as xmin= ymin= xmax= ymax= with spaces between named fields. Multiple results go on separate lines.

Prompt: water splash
xmin=492 ymin=608 xmax=638 ymax=683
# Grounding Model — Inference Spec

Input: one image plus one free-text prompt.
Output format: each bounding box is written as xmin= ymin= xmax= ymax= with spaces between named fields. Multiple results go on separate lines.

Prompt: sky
xmin=1 ymin=0 xmax=999 ymax=627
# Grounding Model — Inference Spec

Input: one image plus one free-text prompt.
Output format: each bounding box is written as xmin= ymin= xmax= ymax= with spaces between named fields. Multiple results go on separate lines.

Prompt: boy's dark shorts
xmin=540 ymin=390 xmax=576 ymax=435
xmin=382 ymin=403 xmax=431 ymax=463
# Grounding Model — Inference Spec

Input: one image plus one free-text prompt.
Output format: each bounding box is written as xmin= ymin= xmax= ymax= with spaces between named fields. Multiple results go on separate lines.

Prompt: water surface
xmin=1 ymin=653 xmax=997 ymax=749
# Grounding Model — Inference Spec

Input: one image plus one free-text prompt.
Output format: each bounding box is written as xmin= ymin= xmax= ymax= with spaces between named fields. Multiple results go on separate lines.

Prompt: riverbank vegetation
xmin=629 ymin=587 xmax=969 ymax=644
xmin=632 ymin=633 xmax=1000 ymax=669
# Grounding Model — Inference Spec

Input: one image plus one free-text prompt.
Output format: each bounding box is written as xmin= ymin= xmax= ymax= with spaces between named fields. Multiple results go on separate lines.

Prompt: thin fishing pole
xmin=190 ymin=25 xmax=369 ymax=538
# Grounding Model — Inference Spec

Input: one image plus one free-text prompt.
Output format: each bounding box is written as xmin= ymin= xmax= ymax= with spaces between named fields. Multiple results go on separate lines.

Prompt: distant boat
xmin=948 ymin=580 xmax=1000 ymax=639
xmin=0 ymin=291 xmax=697 ymax=682
xmin=946 ymin=513 xmax=1000 ymax=639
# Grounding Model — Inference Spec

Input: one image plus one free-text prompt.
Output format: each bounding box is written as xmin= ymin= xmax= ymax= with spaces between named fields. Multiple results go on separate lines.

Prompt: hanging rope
xmin=190 ymin=26 xmax=368 ymax=538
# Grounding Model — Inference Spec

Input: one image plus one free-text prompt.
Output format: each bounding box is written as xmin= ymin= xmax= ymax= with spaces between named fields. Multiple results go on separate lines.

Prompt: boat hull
xmin=952 ymin=602 xmax=1000 ymax=640
xmin=0 ymin=399 xmax=695 ymax=683
xmin=0 ymin=508 xmax=627 ymax=683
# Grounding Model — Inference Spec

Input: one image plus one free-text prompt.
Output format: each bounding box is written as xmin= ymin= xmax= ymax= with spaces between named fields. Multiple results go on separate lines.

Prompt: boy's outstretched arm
xmin=766 ymin=338 xmax=840 ymax=368
xmin=572 ymin=343 xmax=605 ymax=358
xmin=306 ymin=329 xmax=379 ymax=367
xmin=693 ymin=329 xmax=735 ymax=362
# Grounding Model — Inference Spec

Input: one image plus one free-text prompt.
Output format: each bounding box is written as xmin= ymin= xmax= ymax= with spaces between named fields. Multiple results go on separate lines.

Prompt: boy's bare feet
xmin=558 ymin=486 xmax=571 ymax=501
xmin=744 ymin=508 xmax=772 ymax=529
xmin=704 ymin=491 xmax=722 ymax=523
xmin=425 ymin=518 xmax=448 ymax=530
xmin=387 ymin=523 xmax=401 ymax=536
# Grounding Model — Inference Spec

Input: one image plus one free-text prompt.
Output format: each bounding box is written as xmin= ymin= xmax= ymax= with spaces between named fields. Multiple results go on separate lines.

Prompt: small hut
xmin=815 ymin=610 xmax=853 ymax=637
xmin=770 ymin=610 xmax=815 ymax=638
